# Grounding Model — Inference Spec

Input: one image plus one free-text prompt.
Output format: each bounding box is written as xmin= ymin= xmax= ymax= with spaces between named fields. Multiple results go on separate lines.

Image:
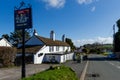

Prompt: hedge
xmin=0 ymin=47 xmax=17 ymax=67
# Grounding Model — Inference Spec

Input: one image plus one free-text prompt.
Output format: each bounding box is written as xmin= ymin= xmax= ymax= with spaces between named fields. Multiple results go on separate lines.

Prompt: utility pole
xmin=113 ymin=24 xmax=115 ymax=53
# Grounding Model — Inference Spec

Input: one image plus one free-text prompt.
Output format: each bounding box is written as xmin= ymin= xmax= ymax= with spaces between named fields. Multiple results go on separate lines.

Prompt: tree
xmin=117 ymin=19 xmax=120 ymax=31
xmin=2 ymin=34 xmax=10 ymax=41
xmin=114 ymin=32 xmax=120 ymax=52
xmin=10 ymin=30 xmax=31 ymax=46
xmin=65 ymin=38 xmax=76 ymax=51
xmin=82 ymin=48 xmax=89 ymax=54
xmin=114 ymin=19 xmax=120 ymax=52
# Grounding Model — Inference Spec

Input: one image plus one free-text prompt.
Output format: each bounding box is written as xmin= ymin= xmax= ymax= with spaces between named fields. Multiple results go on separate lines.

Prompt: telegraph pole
xmin=113 ymin=24 xmax=115 ymax=53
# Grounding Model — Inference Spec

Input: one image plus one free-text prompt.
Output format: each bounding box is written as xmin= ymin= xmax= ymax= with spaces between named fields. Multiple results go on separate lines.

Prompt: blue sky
xmin=0 ymin=0 xmax=120 ymax=47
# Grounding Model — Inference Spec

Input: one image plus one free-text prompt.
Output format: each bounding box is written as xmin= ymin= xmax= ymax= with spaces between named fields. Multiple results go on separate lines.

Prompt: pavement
xmin=0 ymin=60 xmax=87 ymax=80
xmin=0 ymin=64 xmax=50 ymax=80
xmin=63 ymin=60 xmax=87 ymax=79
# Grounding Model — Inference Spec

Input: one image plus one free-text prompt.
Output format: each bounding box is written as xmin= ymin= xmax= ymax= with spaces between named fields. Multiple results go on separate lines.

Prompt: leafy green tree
xmin=10 ymin=30 xmax=31 ymax=46
xmin=117 ymin=19 xmax=120 ymax=31
xmin=82 ymin=48 xmax=89 ymax=54
xmin=65 ymin=38 xmax=76 ymax=51
xmin=2 ymin=34 xmax=10 ymax=41
xmin=114 ymin=32 xmax=120 ymax=52
xmin=114 ymin=19 xmax=120 ymax=52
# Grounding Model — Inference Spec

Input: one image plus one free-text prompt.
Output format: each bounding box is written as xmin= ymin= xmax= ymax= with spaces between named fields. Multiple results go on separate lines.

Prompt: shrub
xmin=0 ymin=47 xmax=17 ymax=67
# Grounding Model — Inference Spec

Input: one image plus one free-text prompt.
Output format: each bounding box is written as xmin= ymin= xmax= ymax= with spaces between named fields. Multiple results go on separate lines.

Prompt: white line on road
xmin=109 ymin=62 xmax=115 ymax=66
xmin=108 ymin=62 xmax=120 ymax=70
xmin=80 ymin=61 xmax=89 ymax=80
xmin=116 ymin=66 xmax=120 ymax=69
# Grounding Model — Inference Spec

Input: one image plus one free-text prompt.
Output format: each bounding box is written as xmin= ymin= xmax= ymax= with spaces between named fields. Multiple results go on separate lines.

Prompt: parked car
xmin=107 ymin=53 xmax=117 ymax=60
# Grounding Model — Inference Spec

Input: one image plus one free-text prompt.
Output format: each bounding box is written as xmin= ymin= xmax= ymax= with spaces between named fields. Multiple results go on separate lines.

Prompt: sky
xmin=0 ymin=0 xmax=120 ymax=47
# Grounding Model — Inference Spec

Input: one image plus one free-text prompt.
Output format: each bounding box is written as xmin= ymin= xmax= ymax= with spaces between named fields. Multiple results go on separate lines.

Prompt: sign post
xmin=22 ymin=28 xmax=25 ymax=78
xmin=14 ymin=1 xmax=32 ymax=78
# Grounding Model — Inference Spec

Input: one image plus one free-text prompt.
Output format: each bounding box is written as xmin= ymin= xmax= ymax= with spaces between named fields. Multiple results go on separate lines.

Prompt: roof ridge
xmin=35 ymin=35 xmax=69 ymax=46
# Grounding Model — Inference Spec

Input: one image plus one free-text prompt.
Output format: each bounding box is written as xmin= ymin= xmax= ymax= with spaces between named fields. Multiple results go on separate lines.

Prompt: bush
xmin=22 ymin=66 xmax=78 ymax=80
xmin=0 ymin=47 xmax=17 ymax=67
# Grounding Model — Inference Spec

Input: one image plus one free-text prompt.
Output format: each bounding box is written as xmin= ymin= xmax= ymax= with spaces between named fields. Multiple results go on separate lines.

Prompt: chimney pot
xmin=33 ymin=29 xmax=38 ymax=36
xmin=50 ymin=30 xmax=55 ymax=41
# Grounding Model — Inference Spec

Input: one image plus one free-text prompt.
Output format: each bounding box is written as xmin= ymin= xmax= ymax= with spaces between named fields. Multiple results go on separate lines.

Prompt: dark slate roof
xmin=36 ymin=36 xmax=70 ymax=46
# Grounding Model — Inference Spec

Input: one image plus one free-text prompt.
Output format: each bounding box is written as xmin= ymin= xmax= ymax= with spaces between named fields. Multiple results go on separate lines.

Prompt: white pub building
xmin=18 ymin=30 xmax=74 ymax=64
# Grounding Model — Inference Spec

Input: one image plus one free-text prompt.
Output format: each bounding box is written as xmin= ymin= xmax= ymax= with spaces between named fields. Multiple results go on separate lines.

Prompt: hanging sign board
xmin=14 ymin=8 xmax=32 ymax=30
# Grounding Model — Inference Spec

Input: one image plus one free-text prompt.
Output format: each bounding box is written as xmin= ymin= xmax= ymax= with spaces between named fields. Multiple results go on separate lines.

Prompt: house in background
xmin=0 ymin=38 xmax=12 ymax=47
xmin=18 ymin=30 xmax=74 ymax=64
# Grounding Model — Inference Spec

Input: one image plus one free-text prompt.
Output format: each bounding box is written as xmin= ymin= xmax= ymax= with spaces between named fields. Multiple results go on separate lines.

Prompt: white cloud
xmin=77 ymin=0 xmax=98 ymax=12
xmin=91 ymin=6 xmax=96 ymax=12
xmin=77 ymin=0 xmax=99 ymax=5
xmin=74 ymin=37 xmax=113 ymax=47
xmin=42 ymin=0 xmax=66 ymax=8
xmin=77 ymin=0 xmax=93 ymax=5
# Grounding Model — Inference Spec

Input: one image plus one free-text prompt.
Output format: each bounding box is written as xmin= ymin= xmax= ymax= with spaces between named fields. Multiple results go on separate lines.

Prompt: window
xmin=49 ymin=46 xmax=52 ymax=52
xmin=67 ymin=47 xmax=69 ymax=51
xmin=49 ymin=46 xmax=54 ymax=52
xmin=38 ymin=53 xmax=43 ymax=57
xmin=52 ymin=46 xmax=54 ymax=52
xmin=56 ymin=46 xmax=59 ymax=51
xmin=63 ymin=46 xmax=65 ymax=51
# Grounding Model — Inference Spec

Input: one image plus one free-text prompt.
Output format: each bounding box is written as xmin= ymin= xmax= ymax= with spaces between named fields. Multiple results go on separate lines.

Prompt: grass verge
xmin=22 ymin=65 xmax=78 ymax=80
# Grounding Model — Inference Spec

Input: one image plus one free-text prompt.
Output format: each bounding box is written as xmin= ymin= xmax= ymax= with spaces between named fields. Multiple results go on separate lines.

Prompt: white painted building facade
xmin=18 ymin=30 xmax=74 ymax=64
xmin=0 ymin=38 xmax=12 ymax=47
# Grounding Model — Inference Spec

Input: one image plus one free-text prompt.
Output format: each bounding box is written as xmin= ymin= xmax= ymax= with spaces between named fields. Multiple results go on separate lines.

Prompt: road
xmin=85 ymin=54 xmax=120 ymax=80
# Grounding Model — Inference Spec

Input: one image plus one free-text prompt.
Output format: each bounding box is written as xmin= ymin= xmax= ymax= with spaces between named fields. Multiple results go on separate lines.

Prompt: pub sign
xmin=14 ymin=8 xmax=32 ymax=30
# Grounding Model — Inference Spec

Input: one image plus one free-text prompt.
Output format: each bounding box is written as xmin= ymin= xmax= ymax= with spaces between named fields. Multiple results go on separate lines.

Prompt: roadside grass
xmin=22 ymin=65 xmax=78 ymax=80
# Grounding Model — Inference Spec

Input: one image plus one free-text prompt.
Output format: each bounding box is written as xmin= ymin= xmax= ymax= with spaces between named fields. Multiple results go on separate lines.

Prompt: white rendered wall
xmin=33 ymin=46 xmax=70 ymax=64
xmin=0 ymin=39 xmax=11 ymax=47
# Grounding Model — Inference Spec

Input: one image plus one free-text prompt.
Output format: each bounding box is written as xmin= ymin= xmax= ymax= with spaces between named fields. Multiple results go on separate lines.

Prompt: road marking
xmin=108 ymin=62 xmax=120 ymax=70
xmin=109 ymin=62 xmax=114 ymax=66
xmin=116 ymin=66 xmax=120 ymax=69
xmin=80 ymin=61 xmax=89 ymax=80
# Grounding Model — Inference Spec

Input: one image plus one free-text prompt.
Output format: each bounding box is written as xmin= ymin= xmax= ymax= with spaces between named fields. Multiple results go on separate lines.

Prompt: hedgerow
xmin=0 ymin=47 xmax=16 ymax=67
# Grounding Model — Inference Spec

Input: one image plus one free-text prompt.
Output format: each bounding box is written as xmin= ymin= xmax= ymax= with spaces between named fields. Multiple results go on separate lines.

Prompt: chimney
xmin=62 ymin=34 xmax=65 ymax=42
xmin=50 ymin=30 xmax=55 ymax=41
xmin=33 ymin=29 xmax=38 ymax=36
